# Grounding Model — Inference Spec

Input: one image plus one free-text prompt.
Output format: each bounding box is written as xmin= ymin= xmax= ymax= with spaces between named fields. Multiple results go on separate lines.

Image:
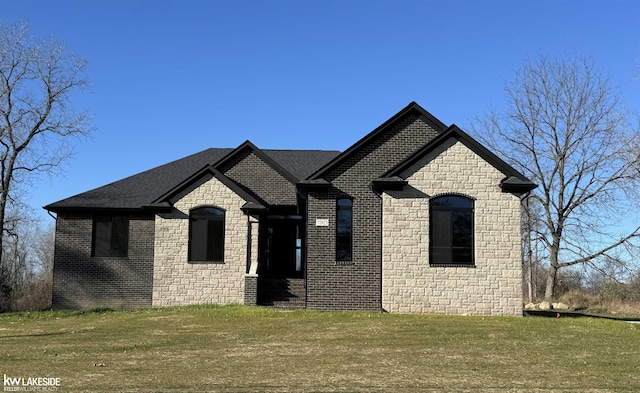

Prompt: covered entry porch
xmin=244 ymin=208 xmax=306 ymax=309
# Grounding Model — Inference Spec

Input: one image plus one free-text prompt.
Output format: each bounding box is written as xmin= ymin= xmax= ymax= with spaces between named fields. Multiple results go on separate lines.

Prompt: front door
xmin=259 ymin=215 xmax=304 ymax=278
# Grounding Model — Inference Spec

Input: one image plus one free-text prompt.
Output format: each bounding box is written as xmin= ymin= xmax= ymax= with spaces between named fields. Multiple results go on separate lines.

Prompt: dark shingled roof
xmin=45 ymin=147 xmax=341 ymax=212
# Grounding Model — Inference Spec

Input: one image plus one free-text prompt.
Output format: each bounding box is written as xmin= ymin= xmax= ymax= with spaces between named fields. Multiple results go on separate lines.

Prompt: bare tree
xmin=0 ymin=208 xmax=27 ymax=310
xmin=32 ymin=223 xmax=55 ymax=277
xmin=0 ymin=211 xmax=55 ymax=311
xmin=0 ymin=21 xmax=91 ymax=307
xmin=474 ymin=55 xmax=640 ymax=299
xmin=16 ymin=222 xmax=55 ymax=311
xmin=522 ymin=196 xmax=547 ymax=303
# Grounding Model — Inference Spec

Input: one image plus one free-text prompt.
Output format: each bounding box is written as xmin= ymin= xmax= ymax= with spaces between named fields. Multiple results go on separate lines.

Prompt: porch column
xmin=244 ymin=217 xmax=260 ymax=305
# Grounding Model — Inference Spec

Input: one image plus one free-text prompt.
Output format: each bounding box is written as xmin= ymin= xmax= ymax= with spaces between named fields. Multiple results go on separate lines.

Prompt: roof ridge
xmin=263 ymin=148 xmax=341 ymax=153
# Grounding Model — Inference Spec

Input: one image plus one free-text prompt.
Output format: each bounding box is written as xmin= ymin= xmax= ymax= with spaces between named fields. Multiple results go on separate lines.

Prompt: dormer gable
xmin=306 ymin=102 xmax=448 ymax=182
xmin=372 ymin=125 xmax=537 ymax=195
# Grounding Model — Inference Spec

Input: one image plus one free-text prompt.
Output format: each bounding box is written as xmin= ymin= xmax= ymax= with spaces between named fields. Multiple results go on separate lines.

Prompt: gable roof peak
xmin=213 ymin=139 xmax=300 ymax=184
xmin=307 ymin=101 xmax=448 ymax=180
xmin=378 ymin=123 xmax=537 ymax=195
xmin=399 ymin=101 xmax=448 ymax=129
xmin=237 ymin=140 xmax=259 ymax=149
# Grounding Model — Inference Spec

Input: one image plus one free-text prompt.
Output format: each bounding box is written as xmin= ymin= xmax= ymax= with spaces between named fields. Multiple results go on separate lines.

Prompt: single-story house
xmin=45 ymin=102 xmax=536 ymax=315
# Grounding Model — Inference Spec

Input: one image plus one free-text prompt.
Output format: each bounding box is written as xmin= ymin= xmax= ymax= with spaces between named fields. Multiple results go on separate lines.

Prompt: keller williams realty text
xmin=3 ymin=374 xmax=60 ymax=391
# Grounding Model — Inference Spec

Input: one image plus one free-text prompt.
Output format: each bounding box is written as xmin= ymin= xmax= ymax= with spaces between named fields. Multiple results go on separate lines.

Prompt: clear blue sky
xmin=2 ymin=0 xmax=639 ymax=223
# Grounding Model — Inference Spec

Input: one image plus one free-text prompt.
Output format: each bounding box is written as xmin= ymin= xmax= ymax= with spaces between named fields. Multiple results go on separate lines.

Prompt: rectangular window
xmin=92 ymin=215 xmax=129 ymax=257
xmin=295 ymin=226 xmax=302 ymax=272
xmin=189 ymin=207 xmax=225 ymax=262
xmin=336 ymin=198 xmax=353 ymax=261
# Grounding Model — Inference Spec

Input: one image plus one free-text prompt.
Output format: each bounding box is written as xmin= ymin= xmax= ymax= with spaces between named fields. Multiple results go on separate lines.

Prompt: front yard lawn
xmin=1 ymin=305 xmax=638 ymax=392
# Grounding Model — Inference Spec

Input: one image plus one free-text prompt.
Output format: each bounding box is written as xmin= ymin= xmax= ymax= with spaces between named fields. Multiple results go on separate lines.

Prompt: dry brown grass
xmin=559 ymin=290 xmax=640 ymax=317
xmin=1 ymin=305 xmax=639 ymax=392
xmin=12 ymin=277 xmax=52 ymax=311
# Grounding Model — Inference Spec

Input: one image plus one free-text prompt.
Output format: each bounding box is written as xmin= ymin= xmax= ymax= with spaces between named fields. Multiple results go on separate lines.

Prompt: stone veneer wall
xmin=152 ymin=175 xmax=248 ymax=307
xmin=381 ymin=139 xmax=523 ymax=316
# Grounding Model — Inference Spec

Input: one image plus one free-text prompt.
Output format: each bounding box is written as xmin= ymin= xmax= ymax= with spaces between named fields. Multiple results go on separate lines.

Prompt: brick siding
xmin=220 ymin=149 xmax=297 ymax=205
xmin=306 ymin=114 xmax=440 ymax=311
xmin=244 ymin=274 xmax=258 ymax=305
xmin=51 ymin=213 xmax=155 ymax=309
xmin=381 ymin=139 xmax=523 ymax=315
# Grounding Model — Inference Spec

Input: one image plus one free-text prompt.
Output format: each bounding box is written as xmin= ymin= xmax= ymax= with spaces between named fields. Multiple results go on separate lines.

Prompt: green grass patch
xmin=1 ymin=305 xmax=638 ymax=392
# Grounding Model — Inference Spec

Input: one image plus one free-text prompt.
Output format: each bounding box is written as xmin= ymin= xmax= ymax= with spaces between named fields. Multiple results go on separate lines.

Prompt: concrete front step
xmin=258 ymin=277 xmax=306 ymax=309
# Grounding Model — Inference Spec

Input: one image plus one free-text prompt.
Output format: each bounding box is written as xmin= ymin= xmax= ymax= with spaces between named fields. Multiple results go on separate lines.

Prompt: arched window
xmin=189 ymin=207 xmax=225 ymax=262
xmin=336 ymin=198 xmax=353 ymax=261
xmin=430 ymin=195 xmax=474 ymax=266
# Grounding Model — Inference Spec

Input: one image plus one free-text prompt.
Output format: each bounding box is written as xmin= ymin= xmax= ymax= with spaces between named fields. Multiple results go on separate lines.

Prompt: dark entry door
xmin=259 ymin=215 xmax=303 ymax=278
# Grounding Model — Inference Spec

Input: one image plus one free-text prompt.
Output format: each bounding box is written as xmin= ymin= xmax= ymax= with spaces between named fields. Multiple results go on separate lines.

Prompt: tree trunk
xmin=526 ymin=221 xmax=534 ymax=303
xmin=544 ymin=222 xmax=563 ymax=299
xmin=545 ymin=256 xmax=559 ymax=299
xmin=0 ymin=190 xmax=8 ymax=307
xmin=527 ymin=258 xmax=534 ymax=303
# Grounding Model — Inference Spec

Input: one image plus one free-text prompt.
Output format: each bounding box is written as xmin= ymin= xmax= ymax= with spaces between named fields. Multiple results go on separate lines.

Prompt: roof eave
xmin=500 ymin=176 xmax=538 ymax=195
xmin=296 ymin=179 xmax=332 ymax=193
xmin=141 ymin=202 xmax=174 ymax=212
xmin=241 ymin=201 xmax=268 ymax=213
xmin=42 ymin=205 xmax=152 ymax=214
xmin=370 ymin=176 xmax=408 ymax=193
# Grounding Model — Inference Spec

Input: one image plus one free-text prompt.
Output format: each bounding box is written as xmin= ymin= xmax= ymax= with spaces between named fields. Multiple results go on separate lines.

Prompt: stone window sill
xmin=188 ymin=260 xmax=225 ymax=265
